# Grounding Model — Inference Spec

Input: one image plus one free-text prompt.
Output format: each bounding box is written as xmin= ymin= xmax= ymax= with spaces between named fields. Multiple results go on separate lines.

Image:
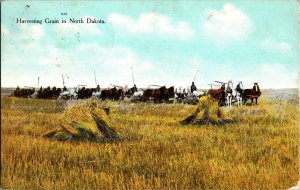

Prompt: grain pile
xmin=43 ymin=101 xmax=122 ymax=142
xmin=180 ymin=95 xmax=233 ymax=125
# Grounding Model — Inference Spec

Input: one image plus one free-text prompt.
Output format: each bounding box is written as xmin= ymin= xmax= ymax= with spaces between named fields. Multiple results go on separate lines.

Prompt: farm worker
xmin=191 ymin=82 xmax=197 ymax=93
xmin=133 ymin=84 xmax=138 ymax=92
xmin=96 ymin=84 xmax=100 ymax=92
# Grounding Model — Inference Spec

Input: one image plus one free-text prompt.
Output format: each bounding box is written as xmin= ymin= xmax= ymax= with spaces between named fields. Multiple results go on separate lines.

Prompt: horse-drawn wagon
xmin=207 ymin=81 xmax=261 ymax=107
xmin=58 ymin=86 xmax=81 ymax=100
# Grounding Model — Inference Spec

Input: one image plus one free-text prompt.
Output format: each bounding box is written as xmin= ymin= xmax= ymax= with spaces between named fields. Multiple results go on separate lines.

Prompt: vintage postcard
xmin=1 ymin=1 xmax=299 ymax=189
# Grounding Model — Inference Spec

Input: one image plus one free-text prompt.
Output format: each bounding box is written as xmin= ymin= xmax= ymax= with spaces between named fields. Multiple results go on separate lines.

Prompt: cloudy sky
xmin=1 ymin=1 xmax=299 ymax=89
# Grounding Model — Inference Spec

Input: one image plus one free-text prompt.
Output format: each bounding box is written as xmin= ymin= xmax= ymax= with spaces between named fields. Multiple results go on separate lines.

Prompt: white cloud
xmin=2 ymin=23 xmax=44 ymax=42
xmin=260 ymin=38 xmax=291 ymax=54
xmin=182 ymin=59 xmax=297 ymax=89
xmin=203 ymin=4 xmax=253 ymax=46
xmin=37 ymin=46 xmax=75 ymax=69
xmin=91 ymin=46 xmax=154 ymax=87
xmin=258 ymin=63 xmax=297 ymax=88
xmin=260 ymin=63 xmax=281 ymax=74
xmin=2 ymin=37 xmax=156 ymax=88
xmin=75 ymin=42 xmax=153 ymax=71
xmin=2 ymin=36 xmax=297 ymax=89
xmin=19 ymin=24 xmax=44 ymax=40
xmin=108 ymin=12 xmax=194 ymax=39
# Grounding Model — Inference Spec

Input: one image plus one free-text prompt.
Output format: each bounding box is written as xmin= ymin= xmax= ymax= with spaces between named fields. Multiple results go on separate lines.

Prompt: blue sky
xmin=1 ymin=1 xmax=299 ymax=89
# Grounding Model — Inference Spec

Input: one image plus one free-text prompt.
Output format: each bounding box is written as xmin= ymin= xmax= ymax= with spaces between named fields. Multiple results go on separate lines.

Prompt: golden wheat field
xmin=1 ymin=95 xmax=299 ymax=189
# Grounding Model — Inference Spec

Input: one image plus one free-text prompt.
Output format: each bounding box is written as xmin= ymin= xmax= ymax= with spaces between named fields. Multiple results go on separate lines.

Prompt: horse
xmin=124 ymin=85 xmax=138 ymax=98
xmin=207 ymin=83 xmax=226 ymax=106
xmin=35 ymin=86 xmax=61 ymax=99
xmin=166 ymin=86 xmax=175 ymax=103
xmin=175 ymin=87 xmax=186 ymax=103
xmin=225 ymin=81 xmax=233 ymax=107
xmin=131 ymin=91 xmax=143 ymax=102
xmin=242 ymin=83 xmax=261 ymax=105
xmin=36 ymin=87 xmax=43 ymax=99
xmin=142 ymin=86 xmax=169 ymax=103
xmin=78 ymin=87 xmax=99 ymax=99
xmin=92 ymin=91 xmax=101 ymax=99
xmin=77 ymin=87 xmax=86 ymax=99
xmin=91 ymin=85 xmax=101 ymax=99
xmin=116 ymin=89 xmax=124 ymax=101
xmin=37 ymin=86 xmax=50 ymax=99
xmin=155 ymin=86 xmax=168 ymax=103
xmin=58 ymin=86 xmax=79 ymax=100
xmin=52 ymin=87 xmax=62 ymax=99
xmin=235 ymin=81 xmax=243 ymax=106
xmin=100 ymin=88 xmax=113 ymax=100
xmin=100 ymin=87 xmax=124 ymax=101
xmin=142 ymin=88 xmax=154 ymax=102
xmin=11 ymin=87 xmax=35 ymax=98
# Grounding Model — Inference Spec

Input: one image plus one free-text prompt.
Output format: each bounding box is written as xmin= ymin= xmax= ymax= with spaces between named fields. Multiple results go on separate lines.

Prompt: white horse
xmin=235 ymin=81 xmax=243 ymax=106
xmin=225 ymin=81 xmax=233 ymax=107
xmin=92 ymin=91 xmax=101 ymax=99
xmin=131 ymin=91 xmax=143 ymax=102
xmin=175 ymin=87 xmax=184 ymax=103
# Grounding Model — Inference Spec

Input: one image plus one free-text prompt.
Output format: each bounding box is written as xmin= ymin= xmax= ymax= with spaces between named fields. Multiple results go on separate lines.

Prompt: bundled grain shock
xmin=180 ymin=95 xmax=233 ymax=125
xmin=43 ymin=101 xmax=122 ymax=142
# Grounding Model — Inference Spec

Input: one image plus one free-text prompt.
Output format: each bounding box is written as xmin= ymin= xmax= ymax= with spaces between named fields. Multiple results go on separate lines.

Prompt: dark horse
xmin=37 ymin=86 xmax=61 ymax=99
xmin=207 ymin=83 xmax=226 ymax=106
xmin=100 ymin=87 xmax=124 ymax=101
xmin=166 ymin=86 xmax=175 ymax=102
xmin=78 ymin=87 xmax=98 ymax=99
xmin=124 ymin=85 xmax=137 ymax=97
xmin=242 ymin=83 xmax=261 ymax=105
xmin=142 ymin=87 xmax=162 ymax=103
xmin=11 ymin=87 xmax=35 ymax=98
xmin=142 ymin=86 xmax=171 ymax=103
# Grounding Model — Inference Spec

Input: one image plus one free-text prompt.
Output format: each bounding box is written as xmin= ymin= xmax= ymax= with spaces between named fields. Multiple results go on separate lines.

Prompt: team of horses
xmin=10 ymin=86 xmax=62 ymax=99
xmin=10 ymin=87 xmax=35 ymax=98
xmin=77 ymin=86 xmax=100 ymax=99
xmin=100 ymin=87 xmax=124 ymax=101
xmin=142 ymin=86 xmax=174 ymax=103
xmin=207 ymin=81 xmax=261 ymax=106
xmin=36 ymin=87 xmax=62 ymax=99
xmin=10 ymin=82 xmax=261 ymax=106
xmin=10 ymin=85 xmax=175 ymax=103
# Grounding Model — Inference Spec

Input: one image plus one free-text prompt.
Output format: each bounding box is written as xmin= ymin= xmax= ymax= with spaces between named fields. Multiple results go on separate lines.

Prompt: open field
xmin=1 ymin=95 xmax=299 ymax=189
